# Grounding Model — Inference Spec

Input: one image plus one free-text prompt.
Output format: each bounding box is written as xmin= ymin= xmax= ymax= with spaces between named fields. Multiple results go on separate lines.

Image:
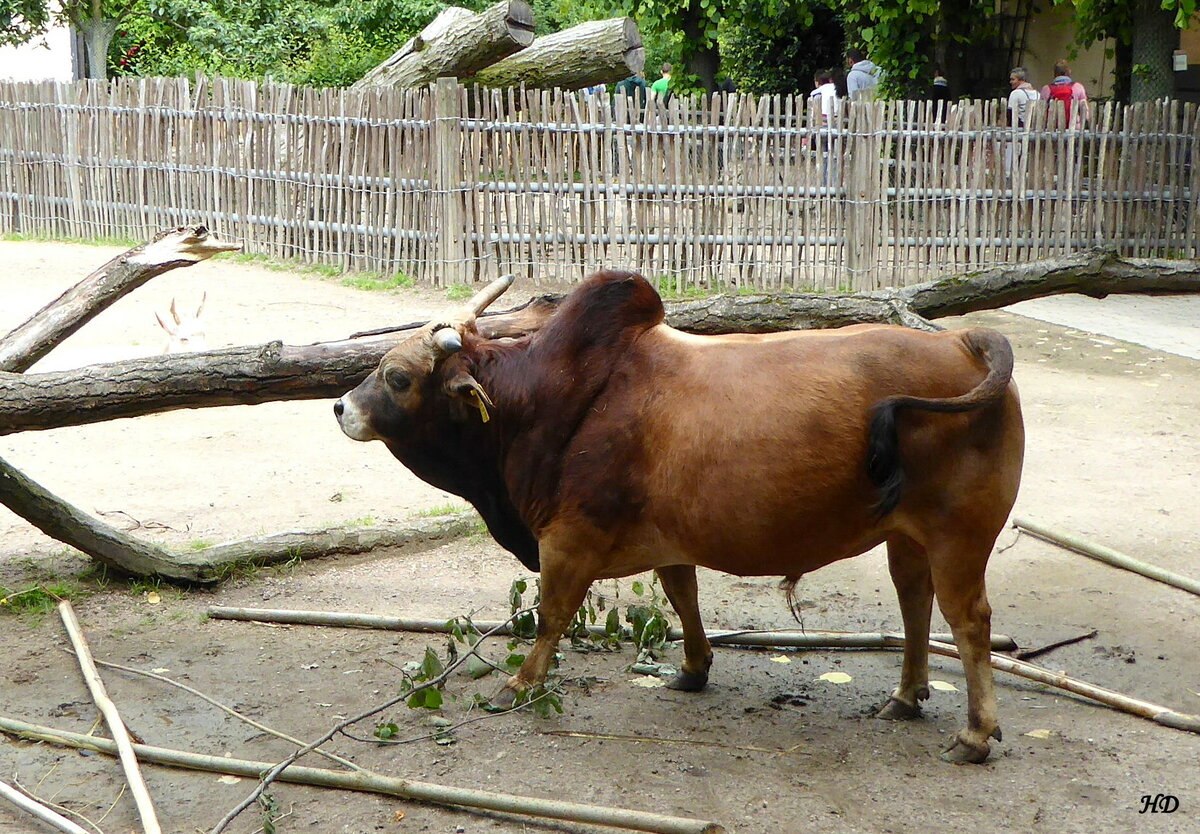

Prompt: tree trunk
xmin=3 ymin=252 xmax=1197 ymax=435
xmin=1113 ymin=36 xmax=1133 ymax=104
xmin=1130 ymin=0 xmax=1179 ymax=101
xmin=0 ymin=226 xmax=240 ymax=373
xmin=681 ymin=0 xmax=719 ymax=92
xmin=466 ymin=18 xmax=644 ymax=90
xmin=0 ymin=454 xmax=199 ymax=580
xmin=76 ymin=17 xmax=116 ymax=81
xmin=350 ymin=1 xmax=535 ymax=90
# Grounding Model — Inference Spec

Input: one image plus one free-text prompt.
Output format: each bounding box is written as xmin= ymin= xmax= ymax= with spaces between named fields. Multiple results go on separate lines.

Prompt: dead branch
xmin=1 ymin=454 xmax=191 ymax=579
xmin=918 ymin=639 xmax=1200 ymax=735
xmin=58 ymin=601 xmax=163 ymax=834
xmin=351 ymin=2 xmax=535 ymax=89
xmin=0 ymin=779 xmax=91 ymax=834
xmin=1014 ymin=516 xmax=1200 ymax=596
xmin=1014 ymin=630 xmax=1099 ymax=661
xmin=466 ymin=17 xmax=645 ymax=90
xmin=203 ymin=606 xmax=1017 ymax=651
xmin=0 ymin=226 xmax=240 ymax=373
xmin=0 ymin=454 xmax=475 ymax=582
xmin=73 ymin=650 xmax=364 ymax=773
xmin=4 ymin=252 xmax=1197 ymax=436
xmin=0 ymin=716 xmax=725 ymax=834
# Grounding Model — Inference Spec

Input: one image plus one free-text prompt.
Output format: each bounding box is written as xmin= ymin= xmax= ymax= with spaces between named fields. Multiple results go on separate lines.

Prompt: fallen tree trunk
xmin=466 ymin=17 xmax=644 ymax=90
xmin=668 ymin=251 xmax=1200 ymax=334
xmin=2 ymin=251 xmax=1197 ymax=435
xmin=0 ymin=450 xmax=476 ymax=582
xmin=0 ymin=226 xmax=240 ymax=373
xmin=351 ymin=2 xmax=535 ymax=90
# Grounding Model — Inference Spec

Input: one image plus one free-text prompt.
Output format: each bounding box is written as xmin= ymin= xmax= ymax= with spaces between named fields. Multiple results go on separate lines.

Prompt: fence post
xmin=433 ymin=78 xmax=467 ymax=288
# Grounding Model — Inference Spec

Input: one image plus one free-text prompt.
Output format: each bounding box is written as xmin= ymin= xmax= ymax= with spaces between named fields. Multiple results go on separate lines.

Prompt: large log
xmin=2 ymin=252 xmax=1198 ymax=436
xmin=0 ymin=226 xmax=240 ymax=374
xmin=466 ymin=17 xmax=644 ymax=90
xmin=350 ymin=2 xmax=535 ymax=90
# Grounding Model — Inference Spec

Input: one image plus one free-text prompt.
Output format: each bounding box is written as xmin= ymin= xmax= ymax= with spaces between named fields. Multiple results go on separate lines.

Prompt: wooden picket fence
xmin=0 ymin=76 xmax=1196 ymax=290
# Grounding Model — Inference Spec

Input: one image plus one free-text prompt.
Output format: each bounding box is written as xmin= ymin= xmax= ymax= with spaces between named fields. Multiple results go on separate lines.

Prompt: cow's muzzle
xmin=334 ymin=394 xmax=376 ymax=441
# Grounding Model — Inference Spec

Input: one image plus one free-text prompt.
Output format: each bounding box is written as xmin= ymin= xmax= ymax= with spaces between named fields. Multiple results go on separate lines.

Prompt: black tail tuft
xmin=866 ymin=399 xmax=905 ymax=517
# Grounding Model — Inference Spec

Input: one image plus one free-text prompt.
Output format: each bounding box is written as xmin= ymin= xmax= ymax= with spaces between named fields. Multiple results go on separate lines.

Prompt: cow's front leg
xmin=655 ymin=564 xmax=712 ymax=691
xmin=493 ymin=555 xmax=593 ymax=708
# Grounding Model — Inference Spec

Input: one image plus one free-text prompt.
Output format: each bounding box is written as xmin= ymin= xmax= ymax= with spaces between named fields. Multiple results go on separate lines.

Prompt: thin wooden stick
xmin=58 ymin=601 xmax=163 ymax=834
xmin=205 ymin=605 xmax=1019 ymax=651
xmin=914 ymin=638 xmax=1200 ymax=734
xmin=67 ymin=649 xmax=364 ymax=773
xmin=1014 ymin=517 xmax=1200 ymax=596
xmin=0 ymin=779 xmax=92 ymax=834
xmin=0 ymin=717 xmax=726 ymax=834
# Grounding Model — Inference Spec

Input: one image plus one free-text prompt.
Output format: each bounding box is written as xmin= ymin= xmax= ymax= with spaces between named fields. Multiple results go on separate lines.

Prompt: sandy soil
xmin=1 ymin=241 xmax=1197 ymax=834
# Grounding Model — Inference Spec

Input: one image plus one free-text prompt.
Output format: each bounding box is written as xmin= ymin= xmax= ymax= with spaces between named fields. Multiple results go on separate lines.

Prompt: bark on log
xmin=0 ymin=447 xmax=476 ymax=582
xmin=0 ymin=226 xmax=240 ymax=373
xmin=0 ymin=453 xmax=208 ymax=580
xmin=466 ymin=18 xmax=644 ymax=90
xmin=350 ymin=2 xmax=535 ymax=90
xmin=3 ymin=252 xmax=1197 ymax=436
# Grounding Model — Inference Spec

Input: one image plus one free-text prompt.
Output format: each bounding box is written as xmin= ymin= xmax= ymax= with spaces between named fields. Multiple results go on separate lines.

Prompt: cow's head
xmin=334 ymin=275 xmax=515 ymax=443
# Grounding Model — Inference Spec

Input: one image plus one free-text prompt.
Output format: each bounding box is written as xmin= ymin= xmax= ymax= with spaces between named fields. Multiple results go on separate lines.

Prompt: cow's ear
xmin=444 ymin=371 xmax=494 ymax=423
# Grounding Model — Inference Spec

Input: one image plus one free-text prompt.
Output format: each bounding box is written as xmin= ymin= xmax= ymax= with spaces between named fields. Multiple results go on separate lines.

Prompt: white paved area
xmin=1006 ymin=294 xmax=1200 ymax=360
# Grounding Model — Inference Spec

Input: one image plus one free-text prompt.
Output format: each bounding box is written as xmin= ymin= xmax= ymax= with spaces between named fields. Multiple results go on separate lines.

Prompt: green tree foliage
xmin=113 ymin=0 xmax=452 ymax=85
xmin=1060 ymin=0 xmax=1196 ymax=101
xmin=720 ymin=3 xmax=843 ymax=95
xmin=1 ymin=0 xmax=144 ymax=79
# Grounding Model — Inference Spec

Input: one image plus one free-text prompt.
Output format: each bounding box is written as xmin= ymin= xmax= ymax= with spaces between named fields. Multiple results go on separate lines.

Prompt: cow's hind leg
xmin=655 ymin=565 xmax=713 ymax=691
xmin=930 ymin=539 xmax=1001 ymax=764
xmin=877 ymin=535 xmax=933 ymax=720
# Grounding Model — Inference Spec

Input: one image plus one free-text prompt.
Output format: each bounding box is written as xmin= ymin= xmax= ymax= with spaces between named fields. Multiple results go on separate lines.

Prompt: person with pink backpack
xmin=1040 ymin=60 xmax=1089 ymax=128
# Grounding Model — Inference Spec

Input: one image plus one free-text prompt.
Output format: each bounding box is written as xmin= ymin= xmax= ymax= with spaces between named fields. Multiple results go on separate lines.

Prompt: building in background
xmin=0 ymin=22 xmax=78 ymax=82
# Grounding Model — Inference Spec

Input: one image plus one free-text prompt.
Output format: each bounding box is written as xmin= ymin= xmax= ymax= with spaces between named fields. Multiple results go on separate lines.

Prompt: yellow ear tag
xmin=469 ymin=389 xmax=491 ymax=423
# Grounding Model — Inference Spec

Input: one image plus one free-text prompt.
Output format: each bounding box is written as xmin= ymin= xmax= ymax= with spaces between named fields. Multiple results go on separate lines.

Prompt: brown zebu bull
xmin=334 ymin=271 xmax=1024 ymax=763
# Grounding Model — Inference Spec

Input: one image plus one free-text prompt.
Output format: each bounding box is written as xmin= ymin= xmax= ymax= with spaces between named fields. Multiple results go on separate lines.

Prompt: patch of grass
xmin=445 ymin=284 xmax=474 ymax=301
xmin=345 ymin=515 xmax=376 ymax=528
xmin=224 ymin=250 xmax=420 ymax=291
xmin=1 ymin=231 xmax=141 ymax=247
xmin=213 ymin=560 xmax=265 ymax=583
xmin=341 ymin=272 xmax=415 ymax=292
xmin=0 ymin=582 xmax=83 ymax=615
xmin=414 ymin=503 xmax=469 ymax=518
xmin=186 ymin=540 xmax=215 ymax=551
xmin=129 ymin=577 xmax=162 ymax=596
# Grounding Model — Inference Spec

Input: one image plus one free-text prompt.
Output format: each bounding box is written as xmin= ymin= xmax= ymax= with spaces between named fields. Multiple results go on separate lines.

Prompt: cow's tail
xmin=866 ymin=328 xmax=1014 ymax=517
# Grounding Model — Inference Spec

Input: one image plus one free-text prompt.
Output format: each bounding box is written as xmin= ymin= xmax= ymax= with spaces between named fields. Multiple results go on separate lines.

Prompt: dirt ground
xmin=1 ymin=241 xmax=1197 ymax=834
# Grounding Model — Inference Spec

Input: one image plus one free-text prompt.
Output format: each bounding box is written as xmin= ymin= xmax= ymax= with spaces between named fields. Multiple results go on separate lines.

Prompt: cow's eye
xmin=385 ymin=369 xmax=411 ymax=392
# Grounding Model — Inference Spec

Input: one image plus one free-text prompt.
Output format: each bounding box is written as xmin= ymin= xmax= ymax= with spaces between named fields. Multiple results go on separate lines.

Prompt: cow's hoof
xmin=876 ymin=696 xmax=923 ymax=720
xmin=940 ymin=729 xmax=996 ymax=764
xmin=666 ymin=669 xmax=709 ymax=692
xmin=488 ymin=685 xmax=519 ymax=710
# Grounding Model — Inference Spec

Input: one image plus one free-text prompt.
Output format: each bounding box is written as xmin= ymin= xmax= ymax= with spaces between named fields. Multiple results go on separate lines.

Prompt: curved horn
xmin=434 ymin=327 xmax=463 ymax=355
xmin=460 ymin=274 xmax=515 ymax=320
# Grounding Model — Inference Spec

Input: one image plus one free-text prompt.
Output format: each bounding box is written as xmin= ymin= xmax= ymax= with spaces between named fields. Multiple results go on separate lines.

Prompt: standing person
xmin=845 ymin=48 xmax=880 ymax=101
xmin=650 ymin=63 xmax=673 ymax=100
xmin=1006 ymin=66 xmax=1040 ymax=178
xmin=1007 ymin=67 xmax=1039 ymax=128
xmin=615 ymin=71 xmax=649 ymax=107
xmin=809 ymin=69 xmax=838 ymax=125
xmin=930 ymin=67 xmax=951 ymax=101
xmin=930 ymin=66 xmax=951 ymax=121
xmin=1040 ymin=60 xmax=1088 ymax=127
xmin=809 ymin=69 xmax=839 ymax=185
